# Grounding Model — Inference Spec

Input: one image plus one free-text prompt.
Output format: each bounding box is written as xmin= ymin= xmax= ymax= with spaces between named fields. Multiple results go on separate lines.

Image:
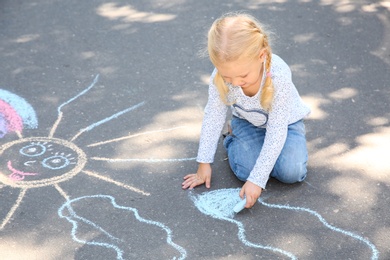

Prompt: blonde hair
xmin=207 ymin=13 xmax=274 ymax=110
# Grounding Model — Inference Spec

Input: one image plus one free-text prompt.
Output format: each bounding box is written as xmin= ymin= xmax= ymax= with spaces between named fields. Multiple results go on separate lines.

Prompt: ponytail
xmin=260 ymin=43 xmax=274 ymax=111
xmin=213 ymin=71 xmax=230 ymax=104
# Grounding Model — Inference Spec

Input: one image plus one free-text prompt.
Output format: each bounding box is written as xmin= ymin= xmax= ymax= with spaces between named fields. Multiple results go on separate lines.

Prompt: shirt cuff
xmin=247 ymin=174 xmax=268 ymax=189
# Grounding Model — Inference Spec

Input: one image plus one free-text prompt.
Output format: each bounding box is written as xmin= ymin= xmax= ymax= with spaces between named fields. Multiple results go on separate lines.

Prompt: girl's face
xmin=217 ymin=53 xmax=265 ymax=96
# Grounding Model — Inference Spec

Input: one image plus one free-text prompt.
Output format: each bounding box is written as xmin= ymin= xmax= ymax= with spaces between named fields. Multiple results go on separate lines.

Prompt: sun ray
xmin=15 ymin=130 xmax=22 ymax=139
xmin=70 ymin=101 xmax=145 ymax=142
xmin=54 ymin=183 xmax=70 ymax=201
xmin=0 ymin=188 xmax=27 ymax=230
xmin=82 ymin=170 xmax=150 ymax=196
xmin=87 ymin=126 xmax=187 ymax=147
xmin=90 ymin=157 xmax=197 ymax=163
xmin=49 ymin=74 xmax=100 ymax=138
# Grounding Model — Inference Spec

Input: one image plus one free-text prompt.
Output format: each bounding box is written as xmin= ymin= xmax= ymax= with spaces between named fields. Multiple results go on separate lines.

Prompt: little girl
xmin=182 ymin=13 xmax=311 ymax=209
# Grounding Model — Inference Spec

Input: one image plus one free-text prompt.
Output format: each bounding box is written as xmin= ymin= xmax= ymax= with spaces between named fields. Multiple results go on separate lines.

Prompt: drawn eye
xmin=41 ymin=155 xmax=70 ymax=170
xmin=20 ymin=143 xmax=47 ymax=157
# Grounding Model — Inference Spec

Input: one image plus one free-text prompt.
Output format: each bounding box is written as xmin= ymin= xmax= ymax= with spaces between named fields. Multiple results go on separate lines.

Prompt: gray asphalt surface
xmin=0 ymin=1 xmax=389 ymax=259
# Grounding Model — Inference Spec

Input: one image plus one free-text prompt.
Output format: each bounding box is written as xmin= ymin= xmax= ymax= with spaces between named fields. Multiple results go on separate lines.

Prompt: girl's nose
xmin=232 ymin=79 xmax=243 ymax=87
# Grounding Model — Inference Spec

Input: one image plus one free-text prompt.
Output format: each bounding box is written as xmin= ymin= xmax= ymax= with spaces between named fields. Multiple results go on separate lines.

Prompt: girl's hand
xmin=240 ymin=181 xmax=262 ymax=208
xmin=182 ymin=163 xmax=212 ymax=189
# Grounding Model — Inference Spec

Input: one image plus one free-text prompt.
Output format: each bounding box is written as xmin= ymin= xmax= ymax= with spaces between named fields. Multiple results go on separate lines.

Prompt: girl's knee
xmin=272 ymin=162 xmax=307 ymax=184
xmin=229 ymin=161 xmax=251 ymax=181
xmin=225 ymin=135 xmax=261 ymax=182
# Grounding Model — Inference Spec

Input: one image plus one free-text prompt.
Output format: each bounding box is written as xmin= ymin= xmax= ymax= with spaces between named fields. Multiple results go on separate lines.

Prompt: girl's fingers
xmin=189 ymin=179 xmax=198 ymax=189
xmin=205 ymin=176 xmax=211 ymax=188
xmin=182 ymin=179 xmax=191 ymax=188
xmin=239 ymin=188 xmax=245 ymax=199
xmin=245 ymin=197 xmax=254 ymax=208
xmin=183 ymin=174 xmax=194 ymax=180
xmin=182 ymin=174 xmax=200 ymax=189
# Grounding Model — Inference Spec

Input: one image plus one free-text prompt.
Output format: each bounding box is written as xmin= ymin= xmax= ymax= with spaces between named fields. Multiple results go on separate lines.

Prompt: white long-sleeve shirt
xmin=196 ymin=54 xmax=311 ymax=188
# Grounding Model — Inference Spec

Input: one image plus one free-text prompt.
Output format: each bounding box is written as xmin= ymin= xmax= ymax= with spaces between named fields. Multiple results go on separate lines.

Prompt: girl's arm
xmin=246 ymin=58 xmax=293 ymax=190
xmin=183 ymin=69 xmax=227 ymax=190
xmin=243 ymin=57 xmax=295 ymax=206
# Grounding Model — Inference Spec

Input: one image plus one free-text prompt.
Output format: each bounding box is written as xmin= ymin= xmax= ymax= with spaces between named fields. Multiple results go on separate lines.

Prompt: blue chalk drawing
xmin=0 ymin=89 xmax=38 ymax=129
xmin=190 ymin=188 xmax=379 ymax=260
xmin=57 ymin=74 xmax=100 ymax=115
xmin=190 ymin=188 xmax=297 ymax=259
xmin=58 ymin=195 xmax=187 ymax=260
xmin=50 ymin=74 xmax=145 ymax=141
xmin=70 ymin=101 xmax=145 ymax=142
xmin=260 ymin=200 xmax=379 ymax=260
xmin=48 ymin=75 xmax=99 ymax=138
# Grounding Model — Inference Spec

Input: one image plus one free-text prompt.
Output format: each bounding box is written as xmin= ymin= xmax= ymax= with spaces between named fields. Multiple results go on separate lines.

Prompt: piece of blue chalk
xmin=233 ymin=198 xmax=247 ymax=213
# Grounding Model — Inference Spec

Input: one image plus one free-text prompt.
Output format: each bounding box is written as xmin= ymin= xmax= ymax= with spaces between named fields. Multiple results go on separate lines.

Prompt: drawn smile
xmin=7 ymin=161 xmax=38 ymax=181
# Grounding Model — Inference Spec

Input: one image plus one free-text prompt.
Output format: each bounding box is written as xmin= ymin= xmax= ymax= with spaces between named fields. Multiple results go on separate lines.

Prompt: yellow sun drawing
xmin=0 ymin=74 xmax=195 ymax=230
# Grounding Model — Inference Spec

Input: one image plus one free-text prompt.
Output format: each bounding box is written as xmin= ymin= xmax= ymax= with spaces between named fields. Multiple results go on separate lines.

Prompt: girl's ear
xmin=258 ymin=49 xmax=266 ymax=62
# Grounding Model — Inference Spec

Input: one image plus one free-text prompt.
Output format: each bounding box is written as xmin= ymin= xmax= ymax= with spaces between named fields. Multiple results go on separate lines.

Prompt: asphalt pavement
xmin=0 ymin=1 xmax=389 ymax=259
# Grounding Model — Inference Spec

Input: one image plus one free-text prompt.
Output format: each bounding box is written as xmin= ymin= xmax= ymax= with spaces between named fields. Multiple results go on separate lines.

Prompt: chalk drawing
xmin=0 ymin=137 xmax=88 ymax=189
xmin=190 ymin=189 xmax=296 ymax=259
xmin=87 ymin=126 xmax=187 ymax=147
xmin=0 ymin=89 xmax=38 ymax=138
xmin=0 ymin=100 xmax=22 ymax=137
xmin=7 ymin=161 xmax=38 ymax=181
xmin=0 ymin=73 xmax=195 ymax=260
xmin=260 ymin=200 xmax=379 ymax=260
xmin=70 ymin=101 xmax=145 ymax=142
xmin=0 ymin=114 xmax=7 ymax=137
xmin=58 ymin=195 xmax=187 ymax=260
xmin=190 ymin=188 xmax=379 ymax=260
xmin=92 ymin=157 xmax=197 ymax=163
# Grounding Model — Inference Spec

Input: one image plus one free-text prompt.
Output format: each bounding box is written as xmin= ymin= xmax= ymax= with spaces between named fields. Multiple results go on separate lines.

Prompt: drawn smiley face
xmin=0 ymin=137 xmax=86 ymax=188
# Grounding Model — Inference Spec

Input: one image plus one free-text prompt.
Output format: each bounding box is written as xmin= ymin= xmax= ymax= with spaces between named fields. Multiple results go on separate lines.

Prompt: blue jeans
xmin=223 ymin=117 xmax=308 ymax=185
